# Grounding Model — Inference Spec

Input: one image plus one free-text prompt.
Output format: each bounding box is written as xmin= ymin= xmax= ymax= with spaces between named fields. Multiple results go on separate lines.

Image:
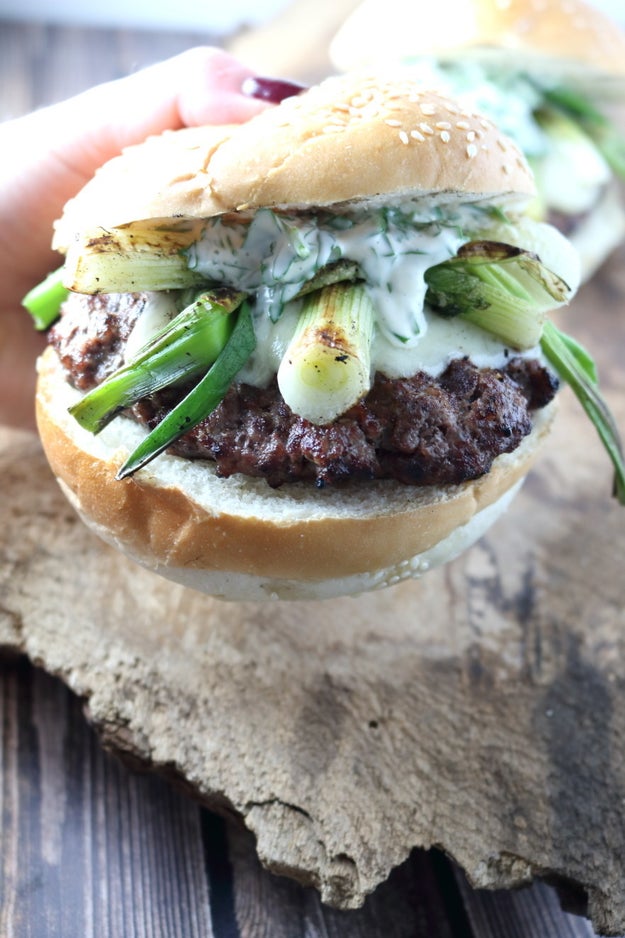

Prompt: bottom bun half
xmin=36 ymin=347 xmax=556 ymax=601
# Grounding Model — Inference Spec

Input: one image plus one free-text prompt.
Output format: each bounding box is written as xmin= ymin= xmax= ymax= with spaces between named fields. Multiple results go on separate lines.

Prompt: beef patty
xmin=49 ymin=291 xmax=558 ymax=488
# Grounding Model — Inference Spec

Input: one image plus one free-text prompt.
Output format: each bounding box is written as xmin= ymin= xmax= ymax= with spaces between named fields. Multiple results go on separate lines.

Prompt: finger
xmin=61 ymin=46 xmax=271 ymax=169
xmin=0 ymin=48 xmax=269 ymax=293
xmin=25 ymin=47 xmax=269 ymax=184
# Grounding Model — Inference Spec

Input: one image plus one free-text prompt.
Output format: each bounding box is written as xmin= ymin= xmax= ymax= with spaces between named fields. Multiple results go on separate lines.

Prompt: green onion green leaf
xmin=22 ymin=267 xmax=68 ymax=330
xmin=540 ymin=320 xmax=625 ymax=504
xmin=115 ymin=299 xmax=256 ymax=480
xmin=69 ymin=288 xmax=245 ymax=434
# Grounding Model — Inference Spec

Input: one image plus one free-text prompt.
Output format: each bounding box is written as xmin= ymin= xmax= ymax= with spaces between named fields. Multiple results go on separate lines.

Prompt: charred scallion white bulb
xmin=63 ymin=221 xmax=207 ymax=294
xmin=277 ymin=283 xmax=375 ymax=424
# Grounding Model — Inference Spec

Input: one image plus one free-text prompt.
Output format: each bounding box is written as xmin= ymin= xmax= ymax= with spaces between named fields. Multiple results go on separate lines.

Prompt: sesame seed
xmin=410 ymin=130 xmax=425 ymax=142
xmin=385 ymin=119 xmax=402 ymax=127
xmin=502 ymin=164 xmax=511 ymax=174
xmin=456 ymin=120 xmax=471 ymax=130
xmin=436 ymin=121 xmax=452 ymax=130
xmin=420 ymin=122 xmax=434 ymax=135
xmin=420 ymin=103 xmax=436 ymax=116
xmin=466 ymin=143 xmax=477 ymax=158
xmin=466 ymin=130 xmax=476 ymax=142
xmin=399 ymin=130 xmax=410 ymax=144
xmin=440 ymin=130 xmax=451 ymax=143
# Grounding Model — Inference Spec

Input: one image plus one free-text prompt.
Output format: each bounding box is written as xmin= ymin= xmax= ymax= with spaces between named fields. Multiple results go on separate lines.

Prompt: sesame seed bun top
xmin=53 ymin=72 xmax=535 ymax=252
xmin=330 ymin=0 xmax=625 ymax=85
xmin=205 ymin=71 xmax=535 ymax=212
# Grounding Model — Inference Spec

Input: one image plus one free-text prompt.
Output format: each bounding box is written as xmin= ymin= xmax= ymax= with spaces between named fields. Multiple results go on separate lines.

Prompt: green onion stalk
xmin=425 ymin=242 xmax=625 ymax=505
xmin=277 ymin=282 xmax=375 ymax=425
xmin=70 ymin=288 xmax=245 ymax=434
xmin=424 ymin=240 xmax=571 ymax=350
xmin=116 ymin=299 xmax=256 ymax=479
xmin=539 ymin=85 xmax=625 ymax=181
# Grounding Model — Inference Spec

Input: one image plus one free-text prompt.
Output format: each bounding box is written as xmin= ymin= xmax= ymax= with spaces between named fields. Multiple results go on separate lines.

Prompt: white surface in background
xmin=0 ymin=0 xmax=622 ymax=35
xmin=591 ymin=0 xmax=625 ymax=22
xmin=0 ymin=0 xmax=293 ymax=33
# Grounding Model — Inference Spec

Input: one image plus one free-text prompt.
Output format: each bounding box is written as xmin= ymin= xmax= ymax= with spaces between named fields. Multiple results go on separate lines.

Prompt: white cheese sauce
xmin=127 ymin=204 xmax=547 ymax=390
xmin=189 ymin=203 xmax=467 ymax=343
xmin=186 ymin=205 xmax=473 ymax=344
xmin=237 ymin=301 xmax=531 ymax=388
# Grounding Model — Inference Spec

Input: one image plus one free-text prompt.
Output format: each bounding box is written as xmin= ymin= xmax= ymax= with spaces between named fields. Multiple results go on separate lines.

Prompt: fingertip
xmin=173 ymin=46 xmax=271 ymax=126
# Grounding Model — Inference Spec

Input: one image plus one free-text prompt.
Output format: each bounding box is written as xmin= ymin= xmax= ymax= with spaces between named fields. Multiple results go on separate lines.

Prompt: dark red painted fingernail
xmin=241 ymin=76 xmax=307 ymax=104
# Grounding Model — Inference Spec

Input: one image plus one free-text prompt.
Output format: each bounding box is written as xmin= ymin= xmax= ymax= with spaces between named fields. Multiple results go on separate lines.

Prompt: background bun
xmin=329 ymin=0 xmax=625 ymax=85
xmin=53 ymin=72 xmax=535 ymax=256
xmin=36 ymin=347 xmax=556 ymax=601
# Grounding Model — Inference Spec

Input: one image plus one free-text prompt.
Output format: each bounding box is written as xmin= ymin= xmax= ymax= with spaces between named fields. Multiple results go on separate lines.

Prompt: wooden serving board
xmin=0 ymin=250 xmax=624 ymax=933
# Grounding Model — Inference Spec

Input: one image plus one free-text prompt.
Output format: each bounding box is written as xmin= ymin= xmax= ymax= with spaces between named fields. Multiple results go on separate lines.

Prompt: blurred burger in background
xmin=330 ymin=0 xmax=625 ymax=280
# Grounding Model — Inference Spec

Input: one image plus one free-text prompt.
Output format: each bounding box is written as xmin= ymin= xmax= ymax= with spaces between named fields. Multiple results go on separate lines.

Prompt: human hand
xmin=0 ymin=47 xmax=271 ymax=430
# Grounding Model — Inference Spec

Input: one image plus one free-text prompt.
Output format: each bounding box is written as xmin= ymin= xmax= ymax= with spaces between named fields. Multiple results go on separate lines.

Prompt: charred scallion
xmin=63 ymin=221 xmax=207 ymax=294
xmin=424 ymin=240 xmax=571 ymax=349
xmin=70 ymin=289 xmax=245 ymax=434
xmin=116 ymin=299 xmax=256 ymax=479
xmin=277 ymin=282 xmax=375 ymax=424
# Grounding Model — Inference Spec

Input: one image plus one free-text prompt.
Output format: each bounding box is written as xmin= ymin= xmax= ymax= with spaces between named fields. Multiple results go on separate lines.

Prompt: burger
xmin=329 ymin=0 xmax=625 ymax=280
xmin=25 ymin=72 xmax=623 ymax=601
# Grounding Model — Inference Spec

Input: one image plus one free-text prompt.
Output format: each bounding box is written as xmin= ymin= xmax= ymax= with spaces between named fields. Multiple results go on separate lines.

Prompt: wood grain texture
xmin=0 ymin=655 xmax=606 ymax=938
xmin=1 ymin=14 xmax=625 ymax=938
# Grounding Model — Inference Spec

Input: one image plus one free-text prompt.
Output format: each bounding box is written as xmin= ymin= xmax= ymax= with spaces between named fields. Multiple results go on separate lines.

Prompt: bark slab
xmin=1 ymin=257 xmax=624 ymax=933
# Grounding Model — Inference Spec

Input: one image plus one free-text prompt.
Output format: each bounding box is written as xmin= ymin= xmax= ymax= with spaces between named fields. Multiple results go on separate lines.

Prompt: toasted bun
xmin=36 ymin=347 xmax=556 ymax=601
xmin=53 ymin=72 xmax=534 ymax=254
xmin=330 ymin=0 xmax=625 ymax=85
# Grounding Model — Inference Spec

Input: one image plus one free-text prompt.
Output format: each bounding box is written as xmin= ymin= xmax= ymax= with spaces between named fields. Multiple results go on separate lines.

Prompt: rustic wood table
xmin=0 ymin=15 xmax=623 ymax=938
